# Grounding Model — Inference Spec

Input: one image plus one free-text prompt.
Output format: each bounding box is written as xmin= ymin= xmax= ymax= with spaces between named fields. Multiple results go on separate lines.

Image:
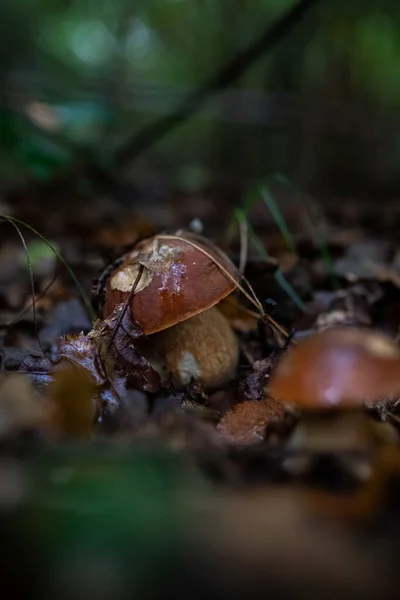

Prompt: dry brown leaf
xmin=217 ymin=398 xmax=285 ymax=446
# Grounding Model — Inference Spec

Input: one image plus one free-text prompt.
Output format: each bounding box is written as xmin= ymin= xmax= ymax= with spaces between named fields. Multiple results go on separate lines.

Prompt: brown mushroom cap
xmin=103 ymin=233 xmax=239 ymax=334
xmin=268 ymin=328 xmax=400 ymax=409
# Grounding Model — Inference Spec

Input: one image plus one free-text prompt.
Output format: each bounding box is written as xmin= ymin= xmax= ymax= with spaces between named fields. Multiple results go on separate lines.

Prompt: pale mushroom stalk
xmin=140 ymin=306 xmax=239 ymax=390
xmin=268 ymin=328 xmax=400 ymax=454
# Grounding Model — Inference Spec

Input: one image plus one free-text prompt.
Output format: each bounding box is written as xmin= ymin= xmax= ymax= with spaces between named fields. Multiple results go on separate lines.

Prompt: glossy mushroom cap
xmin=103 ymin=233 xmax=239 ymax=334
xmin=268 ymin=328 xmax=400 ymax=409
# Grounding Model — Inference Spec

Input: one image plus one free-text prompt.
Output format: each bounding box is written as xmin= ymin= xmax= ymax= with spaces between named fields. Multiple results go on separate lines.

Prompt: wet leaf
xmin=57 ymin=333 xmax=106 ymax=388
xmin=239 ymin=357 xmax=277 ymax=402
xmin=95 ymin=308 xmax=161 ymax=393
xmin=19 ymin=353 xmax=54 ymax=389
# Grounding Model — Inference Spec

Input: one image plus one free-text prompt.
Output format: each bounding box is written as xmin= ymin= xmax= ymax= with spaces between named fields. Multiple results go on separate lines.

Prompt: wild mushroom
xmin=101 ymin=233 xmax=240 ymax=390
xmin=268 ymin=327 xmax=400 ymax=452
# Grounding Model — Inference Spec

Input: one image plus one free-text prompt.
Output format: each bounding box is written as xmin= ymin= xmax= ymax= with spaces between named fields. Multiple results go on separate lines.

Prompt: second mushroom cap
xmin=268 ymin=328 xmax=400 ymax=409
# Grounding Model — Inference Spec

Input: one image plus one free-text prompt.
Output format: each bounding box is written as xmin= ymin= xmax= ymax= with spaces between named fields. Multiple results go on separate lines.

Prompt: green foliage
xmin=18 ymin=446 xmax=203 ymax=585
xmin=352 ymin=13 xmax=400 ymax=106
xmin=259 ymin=185 xmax=299 ymax=257
xmin=1 ymin=1 xmax=400 ymax=186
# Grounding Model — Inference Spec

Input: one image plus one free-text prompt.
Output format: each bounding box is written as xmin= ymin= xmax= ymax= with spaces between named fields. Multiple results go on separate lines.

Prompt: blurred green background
xmin=1 ymin=0 xmax=400 ymax=194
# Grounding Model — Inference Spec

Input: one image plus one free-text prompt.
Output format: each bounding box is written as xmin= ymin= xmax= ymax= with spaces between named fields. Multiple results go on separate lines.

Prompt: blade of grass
xmin=224 ymin=183 xmax=263 ymax=245
xmin=234 ymin=208 xmax=276 ymax=266
xmin=229 ymin=178 xmax=299 ymax=259
xmin=0 ymin=217 xmax=45 ymax=368
xmin=2 ymin=216 xmax=96 ymax=322
xmin=259 ymin=184 xmax=299 ymax=257
xmin=301 ymin=201 xmax=338 ymax=287
xmin=237 ymin=212 xmax=248 ymax=275
xmin=271 ymin=174 xmax=338 ymax=287
xmin=234 ymin=209 xmax=306 ymax=313
xmin=6 ymin=267 xmax=61 ymax=329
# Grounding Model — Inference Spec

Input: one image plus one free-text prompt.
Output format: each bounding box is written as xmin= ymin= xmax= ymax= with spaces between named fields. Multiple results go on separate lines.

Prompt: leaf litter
xmin=2 ymin=188 xmax=400 ymax=598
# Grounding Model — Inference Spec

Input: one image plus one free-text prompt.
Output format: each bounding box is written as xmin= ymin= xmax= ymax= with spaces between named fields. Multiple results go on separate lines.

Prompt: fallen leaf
xmin=46 ymin=361 xmax=97 ymax=439
xmin=217 ymin=398 xmax=285 ymax=446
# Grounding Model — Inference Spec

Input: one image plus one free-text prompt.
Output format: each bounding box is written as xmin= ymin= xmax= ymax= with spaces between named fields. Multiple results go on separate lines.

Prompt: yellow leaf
xmin=47 ymin=361 xmax=97 ymax=439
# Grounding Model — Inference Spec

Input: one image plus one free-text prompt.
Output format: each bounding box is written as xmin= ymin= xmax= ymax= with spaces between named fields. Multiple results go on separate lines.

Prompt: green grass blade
xmin=234 ymin=209 xmax=306 ymax=313
xmin=301 ymin=201 xmax=338 ymax=287
xmin=271 ymin=174 xmax=338 ymax=286
xmin=259 ymin=184 xmax=299 ymax=257
xmin=2 ymin=215 xmax=96 ymax=322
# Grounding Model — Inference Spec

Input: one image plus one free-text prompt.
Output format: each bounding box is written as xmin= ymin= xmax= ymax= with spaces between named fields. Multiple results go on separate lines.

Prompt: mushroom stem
xmin=141 ymin=306 xmax=239 ymax=390
xmin=288 ymin=409 xmax=373 ymax=453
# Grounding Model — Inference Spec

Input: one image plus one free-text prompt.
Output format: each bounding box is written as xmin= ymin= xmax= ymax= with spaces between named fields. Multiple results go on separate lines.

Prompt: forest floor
xmin=1 ymin=181 xmax=400 ymax=599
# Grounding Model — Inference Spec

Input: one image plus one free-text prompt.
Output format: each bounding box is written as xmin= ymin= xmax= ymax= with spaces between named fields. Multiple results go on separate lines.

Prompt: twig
xmin=115 ymin=0 xmax=319 ymax=169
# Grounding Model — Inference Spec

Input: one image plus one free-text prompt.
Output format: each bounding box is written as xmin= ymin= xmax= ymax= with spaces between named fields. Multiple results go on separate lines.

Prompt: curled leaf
xmin=58 ymin=332 xmax=106 ymax=387
xmin=95 ymin=307 xmax=161 ymax=393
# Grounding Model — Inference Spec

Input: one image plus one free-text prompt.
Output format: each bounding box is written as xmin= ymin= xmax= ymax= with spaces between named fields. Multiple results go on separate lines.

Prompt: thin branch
xmin=115 ymin=0 xmax=318 ymax=169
